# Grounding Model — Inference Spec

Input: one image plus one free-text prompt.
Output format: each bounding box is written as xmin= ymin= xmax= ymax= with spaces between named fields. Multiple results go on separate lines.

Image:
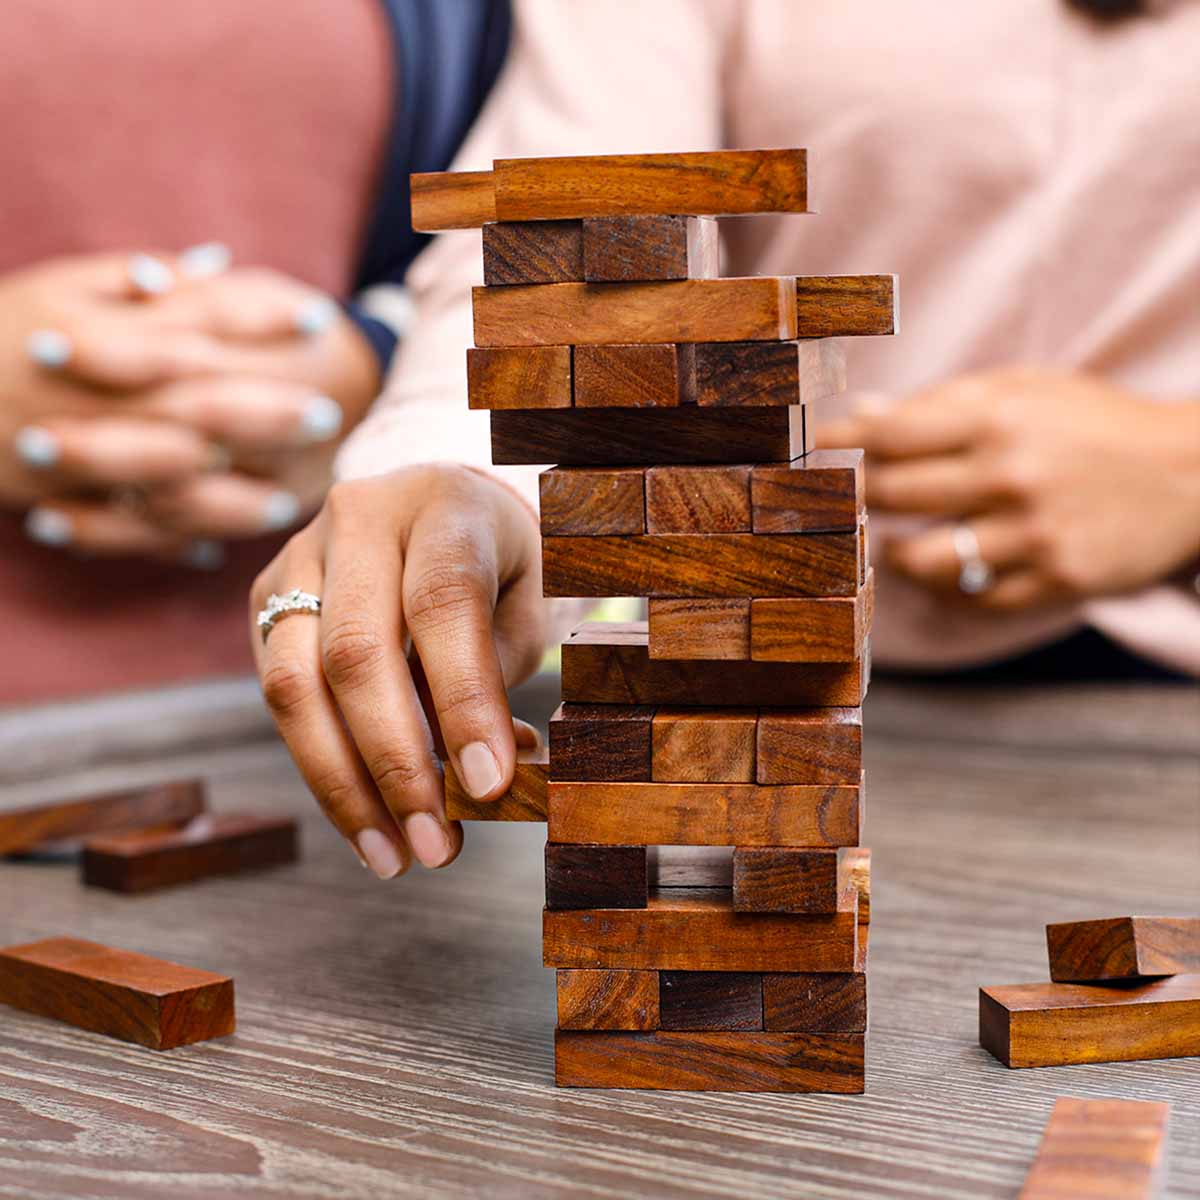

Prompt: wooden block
xmin=757 ymin=707 xmax=863 ymax=785
xmin=647 ymin=845 xmax=733 ymax=888
xmin=763 ymin=972 xmax=867 ymax=1033
xmin=554 ymin=1029 xmax=863 ymax=1093
xmin=843 ymin=847 xmax=871 ymax=924
xmin=557 ymin=969 xmax=659 ymax=1031
xmin=543 ymin=531 xmax=859 ymax=600
xmin=751 ymin=571 xmax=874 ymax=663
xmin=562 ymin=621 xmax=868 ymax=706
xmin=491 ymin=404 xmax=804 ymax=467
xmin=0 ymin=937 xmax=234 ymax=1050
xmin=733 ymin=848 xmax=844 ymax=914
xmin=644 ymin=465 xmax=751 ymax=533
xmin=544 ymin=888 xmax=858 ymax=972
xmin=794 ymin=275 xmax=897 ymax=337
xmin=573 ymin=343 xmax=695 ymax=408
xmin=494 ymin=149 xmax=807 ymax=220
xmin=751 ymin=449 xmax=864 ymax=533
xmin=548 ymin=703 xmax=654 ymax=782
xmin=545 ymin=843 xmax=648 ymax=910
xmin=410 ymin=169 xmax=496 ymax=232
xmin=549 ymin=778 xmax=861 ymax=848
xmin=81 ymin=813 xmax=297 ymax=894
xmin=481 ymin=219 xmax=583 ymax=285
xmin=539 ymin=467 xmax=645 ymax=536
xmin=582 ymin=215 xmax=719 ymax=282
xmin=443 ymin=757 xmax=548 ymax=822
xmin=659 ymin=972 xmax=763 ymax=1031
xmin=0 ymin=781 xmax=206 ymax=856
xmin=1047 ymin=916 xmax=1200 ymax=983
xmin=651 ymin=708 xmax=756 ymax=783
xmin=466 ymin=345 xmax=572 ymax=411
xmin=1018 ymin=1097 xmax=1169 ymax=1200
xmin=471 ymin=278 xmax=797 ymax=348
xmin=647 ymin=598 xmax=751 ymax=661
xmin=694 ymin=340 xmax=845 ymax=407
xmin=979 ymin=975 xmax=1200 ymax=1068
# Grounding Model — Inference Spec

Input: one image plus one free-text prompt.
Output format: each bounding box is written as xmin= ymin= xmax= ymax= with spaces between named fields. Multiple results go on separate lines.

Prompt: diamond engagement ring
xmin=257 ymin=588 xmax=322 ymax=642
xmin=952 ymin=524 xmax=993 ymax=595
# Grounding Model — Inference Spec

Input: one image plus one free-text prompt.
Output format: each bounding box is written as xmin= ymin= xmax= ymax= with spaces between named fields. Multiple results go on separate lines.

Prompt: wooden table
xmin=1 ymin=677 xmax=1197 ymax=1198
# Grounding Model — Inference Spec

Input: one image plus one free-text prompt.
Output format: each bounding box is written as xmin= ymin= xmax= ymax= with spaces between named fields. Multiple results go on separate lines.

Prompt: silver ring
xmin=952 ymin=524 xmax=994 ymax=595
xmin=257 ymin=588 xmax=321 ymax=642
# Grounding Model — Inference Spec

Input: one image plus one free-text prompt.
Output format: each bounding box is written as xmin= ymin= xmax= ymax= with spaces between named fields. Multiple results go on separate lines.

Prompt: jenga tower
xmin=414 ymin=150 xmax=895 ymax=1092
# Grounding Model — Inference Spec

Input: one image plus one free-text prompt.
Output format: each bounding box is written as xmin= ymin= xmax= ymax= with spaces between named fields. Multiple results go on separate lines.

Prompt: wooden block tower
xmin=414 ymin=150 xmax=896 ymax=1092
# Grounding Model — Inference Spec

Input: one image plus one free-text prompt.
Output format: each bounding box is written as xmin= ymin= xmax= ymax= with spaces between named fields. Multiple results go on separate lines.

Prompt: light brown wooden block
xmin=794 ymin=275 xmax=897 ymax=336
xmin=582 ymin=215 xmax=719 ymax=282
xmin=539 ymin=467 xmax=645 ymax=536
xmin=471 ymin=278 xmax=797 ymax=347
xmin=757 ymin=707 xmax=863 ymax=785
xmin=644 ymin=465 xmax=751 ymax=533
xmin=573 ymin=343 xmax=695 ymax=408
xmin=466 ymin=345 xmax=572 ymax=411
xmin=751 ymin=571 xmax=874 ymax=663
xmin=1018 ymin=1097 xmax=1169 ymax=1200
xmin=556 ymin=970 xmax=659 ymax=1031
xmin=647 ymin=845 xmax=733 ymax=888
xmin=481 ymin=220 xmax=584 ymax=285
xmin=979 ymin=975 xmax=1200 ymax=1068
xmin=694 ymin=339 xmax=845 ymax=407
xmin=763 ymin=972 xmax=867 ymax=1034
xmin=647 ymin=598 xmax=751 ymax=661
xmin=751 ymin=449 xmax=865 ymax=533
xmin=410 ymin=169 xmax=496 ymax=231
xmin=1047 ymin=916 xmax=1200 ymax=983
xmin=733 ymin=848 xmax=844 ymax=914
xmin=659 ymin=972 xmax=763 ymax=1031
xmin=443 ymin=757 xmax=548 ymax=822
xmin=0 ymin=937 xmax=234 ymax=1050
xmin=651 ymin=708 xmax=756 ymax=783
xmin=843 ymin=847 xmax=871 ymax=924
xmin=493 ymin=149 xmax=809 ymax=221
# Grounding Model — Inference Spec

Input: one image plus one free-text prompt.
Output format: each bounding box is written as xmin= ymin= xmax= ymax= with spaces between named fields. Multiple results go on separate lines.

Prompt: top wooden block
xmin=1047 ymin=916 xmax=1200 ymax=982
xmin=410 ymin=169 xmax=498 ymax=232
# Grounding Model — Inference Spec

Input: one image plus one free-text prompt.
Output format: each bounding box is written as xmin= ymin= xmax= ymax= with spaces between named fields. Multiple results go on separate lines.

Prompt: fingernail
xmin=183 ymin=539 xmax=225 ymax=570
xmin=404 ymin=812 xmax=451 ymax=869
xmin=27 ymin=329 xmax=72 ymax=369
xmin=262 ymin=490 xmax=301 ymax=530
xmin=355 ymin=829 xmax=406 ymax=879
xmin=299 ymin=395 xmax=343 ymax=443
xmin=14 ymin=426 xmax=61 ymax=469
xmin=25 ymin=507 xmax=72 ymax=546
xmin=459 ymin=741 xmax=502 ymax=799
xmin=179 ymin=242 xmax=232 ymax=279
xmin=128 ymin=253 xmax=174 ymax=296
xmin=295 ymin=296 xmax=339 ymax=337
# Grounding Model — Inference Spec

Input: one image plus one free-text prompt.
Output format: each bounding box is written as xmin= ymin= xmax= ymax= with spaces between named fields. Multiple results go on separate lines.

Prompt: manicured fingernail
xmin=183 ymin=540 xmax=225 ymax=570
xmin=459 ymin=741 xmax=502 ymax=799
xmin=299 ymin=395 xmax=343 ymax=443
xmin=262 ymin=491 xmax=300 ymax=530
xmin=25 ymin=508 xmax=72 ymax=546
xmin=27 ymin=329 xmax=72 ymax=369
xmin=404 ymin=812 xmax=451 ymax=869
xmin=128 ymin=253 xmax=174 ymax=296
xmin=14 ymin=426 xmax=61 ymax=469
xmin=179 ymin=242 xmax=232 ymax=278
xmin=295 ymin=296 xmax=338 ymax=337
xmin=355 ymin=829 xmax=406 ymax=879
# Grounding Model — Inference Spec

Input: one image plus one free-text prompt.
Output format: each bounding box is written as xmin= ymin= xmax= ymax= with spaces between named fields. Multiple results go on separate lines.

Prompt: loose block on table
xmin=659 ymin=971 xmax=763 ymax=1031
xmin=763 ymin=972 xmax=867 ymax=1033
xmin=573 ymin=343 xmax=695 ymax=407
xmin=651 ymin=707 xmax=756 ymax=783
xmin=794 ymin=275 xmax=897 ymax=337
xmin=410 ymin=169 xmax=496 ymax=231
xmin=557 ymin=969 xmax=659 ymax=1031
xmin=548 ymin=703 xmax=654 ymax=782
xmin=751 ymin=449 xmax=864 ymax=533
xmin=694 ymin=339 xmax=845 ymax=407
xmin=979 ymin=975 xmax=1200 ymax=1068
xmin=647 ymin=598 xmax=752 ymax=660
xmin=751 ymin=571 xmax=874 ymax=663
xmin=443 ymin=757 xmax=548 ymax=822
xmin=82 ymin=813 xmax=297 ymax=894
xmin=1046 ymin=916 xmax=1200 ymax=983
xmin=733 ymin=847 xmax=845 ymax=914
xmin=466 ymin=345 xmax=572 ymax=410
xmin=757 ymin=707 xmax=863 ymax=785
xmin=644 ymin=465 xmax=751 ymax=533
xmin=545 ymin=843 xmax=648 ymax=910
xmin=539 ymin=467 xmax=646 ymax=535
xmin=481 ymin=219 xmax=584 ymax=285
xmin=0 ymin=937 xmax=234 ymax=1050
xmin=582 ymin=215 xmax=719 ymax=282
xmin=554 ymin=1029 xmax=863 ymax=1093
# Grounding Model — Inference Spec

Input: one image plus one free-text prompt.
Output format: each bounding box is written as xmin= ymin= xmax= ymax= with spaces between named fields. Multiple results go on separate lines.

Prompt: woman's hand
xmin=819 ymin=368 xmax=1200 ymax=610
xmin=250 ymin=465 xmax=547 ymax=878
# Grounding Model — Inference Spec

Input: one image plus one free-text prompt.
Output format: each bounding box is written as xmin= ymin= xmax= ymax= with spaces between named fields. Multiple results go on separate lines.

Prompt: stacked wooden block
xmin=417 ymin=149 xmax=896 ymax=1091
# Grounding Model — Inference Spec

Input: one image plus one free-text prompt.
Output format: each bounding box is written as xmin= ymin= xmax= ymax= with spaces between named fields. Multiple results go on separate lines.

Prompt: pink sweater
xmin=338 ymin=0 xmax=1200 ymax=675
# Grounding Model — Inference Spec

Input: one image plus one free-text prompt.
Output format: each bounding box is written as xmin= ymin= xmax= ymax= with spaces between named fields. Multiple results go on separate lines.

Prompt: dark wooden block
xmin=573 ymin=343 xmax=695 ymax=408
xmin=659 ymin=972 xmax=763 ymax=1031
xmin=651 ymin=708 xmax=756 ymax=783
xmin=481 ymin=219 xmax=584 ymax=285
xmin=410 ymin=168 xmax=496 ymax=231
xmin=491 ymin=405 xmax=804 ymax=466
xmin=750 ymin=571 xmax=874 ymax=663
xmin=582 ymin=215 xmax=719 ymax=282
xmin=557 ymin=969 xmax=659 ymax=1030
xmin=0 ymin=937 xmax=234 ymax=1050
xmin=644 ymin=465 xmax=751 ymax=533
xmin=545 ymin=843 xmax=648 ymax=910
xmin=757 ymin=707 xmax=863 ymax=785
xmin=549 ymin=703 xmax=654 ymax=782
xmin=443 ymin=756 xmax=548 ymax=822
xmin=762 ymin=973 xmax=867 ymax=1033
xmin=733 ymin=847 xmax=842 ymax=914
xmin=539 ymin=467 xmax=645 ymax=536
xmin=794 ymin=275 xmax=897 ymax=337
xmin=694 ymin=339 xmax=845 ymax=407
xmin=466 ymin=345 xmax=572 ymax=410
xmin=81 ymin=813 xmax=297 ymax=893
xmin=1047 ymin=916 xmax=1200 ymax=983
xmin=751 ymin=449 xmax=864 ymax=533
xmin=647 ymin=598 xmax=751 ymax=661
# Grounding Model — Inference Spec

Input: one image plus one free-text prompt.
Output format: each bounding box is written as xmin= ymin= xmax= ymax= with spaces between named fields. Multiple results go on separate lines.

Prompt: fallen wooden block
xmin=554 ymin=1029 xmax=863 ymax=1092
xmin=979 ymin=975 xmax=1200 ymax=1068
xmin=81 ymin=813 xmax=298 ymax=894
xmin=751 ymin=449 xmax=864 ymax=533
xmin=557 ymin=969 xmax=659 ymax=1031
xmin=1047 ymin=916 xmax=1200 ymax=983
xmin=481 ymin=219 xmax=584 ymax=285
xmin=647 ymin=598 xmax=752 ymax=661
xmin=763 ymin=972 xmax=867 ymax=1033
xmin=647 ymin=845 xmax=733 ymax=888
xmin=694 ymin=340 xmax=845 ymax=407
xmin=1019 ymin=1097 xmax=1169 ymax=1200
xmin=756 ymin=707 xmax=863 ymax=785
xmin=644 ymin=465 xmax=752 ymax=533
xmin=466 ymin=345 xmax=572 ymax=410
xmin=410 ymin=169 xmax=497 ymax=231
xmin=795 ymin=275 xmax=897 ymax=336
xmin=548 ymin=703 xmax=654 ymax=782
xmin=0 ymin=937 xmax=234 ymax=1050
xmin=545 ymin=843 xmax=648 ymax=910
xmin=539 ymin=467 xmax=646 ymax=535
xmin=582 ymin=215 xmax=719 ymax=282
xmin=733 ymin=847 xmax=845 ymax=914
xmin=659 ymin=971 xmax=763 ymax=1031
xmin=651 ymin=707 xmax=756 ymax=784
xmin=443 ymin=757 xmax=548 ymax=822
xmin=751 ymin=571 xmax=875 ymax=663
xmin=573 ymin=343 xmax=695 ymax=407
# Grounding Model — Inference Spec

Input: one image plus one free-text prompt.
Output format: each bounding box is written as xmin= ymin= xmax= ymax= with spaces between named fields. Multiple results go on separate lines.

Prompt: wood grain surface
xmin=443 ymin=757 xmax=549 ymax=822
xmin=573 ymin=343 xmax=695 ymax=407
xmin=1046 ymin=916 xmax=1200 ymax=983
xmin=844 ymin=847 xmax=872 ymax=924
xmin=694 ymin=340 xmax=844 ymax=407
xmin=751 ymin=449 xmax=865 ymax=533
xmin=548 ymin=703 xmax=654 ymax=782
xmin=794 ymin=275 xmax=897 ymax=337
xmin=647 ymin=598 xmax=752 ymax=660
xmin=544 ymin=843 xmax=648 ymax=911
xmin=733 ymin=848 xmax=843 ymax=914
xmin=466 ymin=346 xmax=572 ymax=410
xmin=410 ymin=169 xmax=496 ymax=231
xmin=651 ymin=708 xmax=757 ymax=784
xmin=538 ymin=467 xmax=646 ymax=535
xmin=644 ymin=465 xmax=752 ymax=533
xmin=659 ymin=972 xmax=763 ymax=1031
xmin=762 ymin=972 xmax=868 ymax=1034
xmin=556 ymin=969 xmax=659 ymax=1031
xmin=581 ymin=215 xmax=719 ymax=282
xmin=757 ymin=707 xmax=864 ymax=785
xmin=481 ymin=220 xmax=584 ymax=285
xmin=751 ymin=571 xmax=874 ymax=663
xmin=648 ymin=845 xmax=734 ymax=889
